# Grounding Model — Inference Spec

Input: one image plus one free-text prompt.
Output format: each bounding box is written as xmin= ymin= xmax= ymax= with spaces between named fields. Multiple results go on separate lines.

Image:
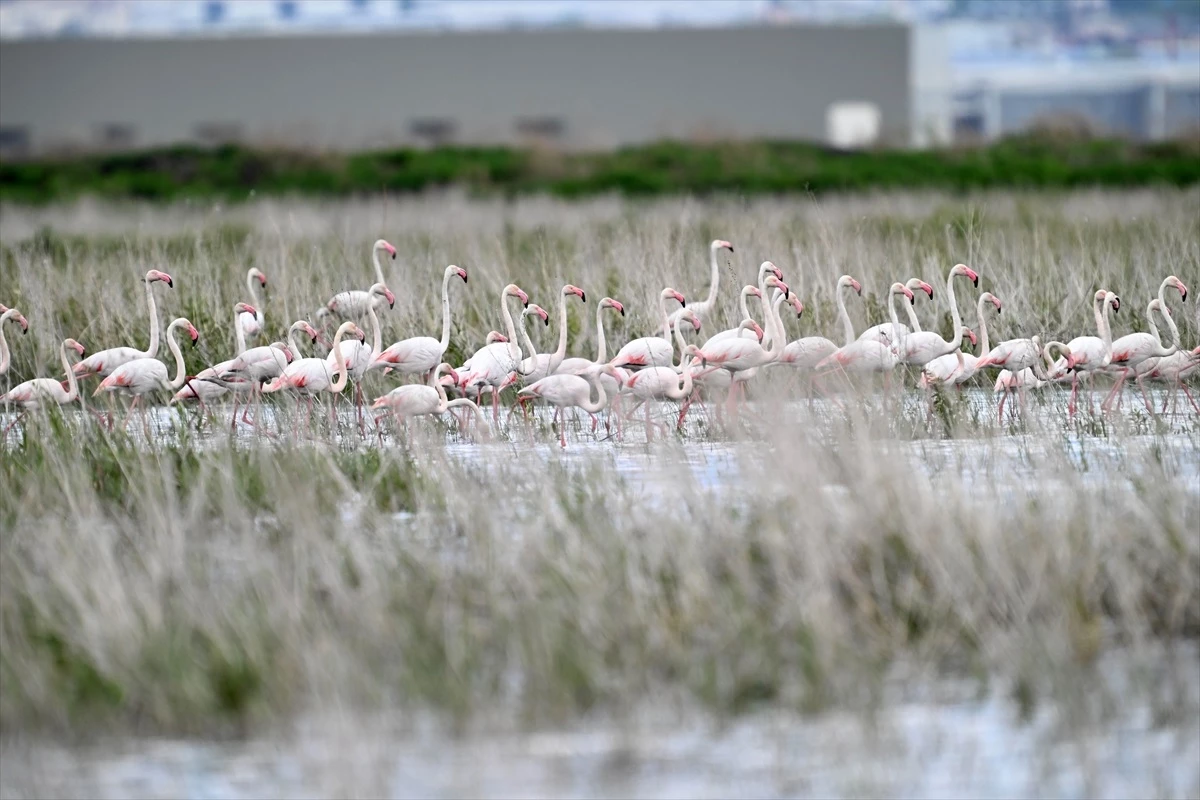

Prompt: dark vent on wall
xmin=410 ymin=118 xmax=457 ymax=144
xmin=194 ymin=122 xmax=244 ymax=145
xmin=96 ymin=123 xmax=136 ymax=149
xmin=0 ymin=127 xmax=31 ymax=159
xmin=516 ymin=117 xmax=565 ymax=138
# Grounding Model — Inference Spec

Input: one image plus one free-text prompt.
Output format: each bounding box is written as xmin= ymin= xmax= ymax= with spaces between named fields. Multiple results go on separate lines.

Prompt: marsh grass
xmin=0 ymin=191 xmax=1198 ymax=742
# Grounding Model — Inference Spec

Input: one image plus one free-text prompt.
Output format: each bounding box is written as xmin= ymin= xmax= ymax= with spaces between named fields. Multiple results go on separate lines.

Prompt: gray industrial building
xmin=0 ymin=23 xmax=951 ymax=158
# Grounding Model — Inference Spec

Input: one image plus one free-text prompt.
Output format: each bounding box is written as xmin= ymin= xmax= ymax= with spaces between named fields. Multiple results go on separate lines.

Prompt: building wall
xmin=0 ymin=24 xmax=923 ymax=156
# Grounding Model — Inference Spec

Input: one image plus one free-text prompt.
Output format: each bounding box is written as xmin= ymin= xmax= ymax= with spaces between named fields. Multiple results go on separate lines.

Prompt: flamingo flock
xmin=1 ymin=238 xmax=1196 ymax=447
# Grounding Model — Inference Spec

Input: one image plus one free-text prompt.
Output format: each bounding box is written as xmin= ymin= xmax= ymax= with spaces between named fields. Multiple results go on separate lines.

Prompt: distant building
xmin=0 ymin=24 xmax=952 ymax=158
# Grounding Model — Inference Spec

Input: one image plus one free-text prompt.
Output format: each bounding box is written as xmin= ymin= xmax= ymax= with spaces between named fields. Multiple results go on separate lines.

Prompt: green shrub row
xmin=2 ymin=135 xmax=1197 ymax=204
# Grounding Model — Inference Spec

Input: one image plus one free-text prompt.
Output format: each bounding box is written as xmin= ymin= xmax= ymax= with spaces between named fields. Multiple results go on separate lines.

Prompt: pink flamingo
xmin=262 ymin=321 xmax=365 ymax=435
xmin=95 ymin=317 xmax=199 ymax=431
xmin=774 ymin=275 xmax=863 ymax=370
xmin=169 ymin=302 xmax=259 ymax=415
xmin=1145 ymin=343 xmax=1200 ymax=415
xmin=74 ymin=269 xmax=174 ymax=378
xmin=518 ymin=284 xmax=587 ymax=383
xmin=1049 ymin=290 xmax=1121 ymax=418
xmin=922 ymin=291 xmax=1003 ymax=387
xmin=624 ymin=316 xmax=702 ymax=440
xmin=555 ymin=297 xmax=627 ymax=433
xmin=1 ymin=338 xmax=85 ymax=437
xmin=665 ymin=239 xmax=735 ymax=331
xmin=858 ymin=278 xmax=935 ymax=345
xmin=699 ymin=285 xmax=763 ymax=347
xmin=518 ymin=364 xmax=623 ymax=447
xmin=612 ymin=288 xmax=688 ymax=370
xmin=372 ymin=362 xmax=489 ymax=439
xmin=893 ymin=264 xmax=980 ymax=368
xmin=453 ymin=283 xmax=530 ymax=424
xmin=992 ymin=339 xmax=1071 ymax=423
xmin=0 ymin=305 xmax=30 ymax=379
xmin=239 ymin=268 xmax=268 ymax=340
xmin=698 ymin=258 xmax=785 ymax=346
xmin=1104 ymin=276 xmax=1188 ymax=412
xmin=321 ymin=239 xmax=397 ymax=320
xmin=816 ymin=282 xmax=913 ymax=378
xmin=326 ymin=282 xmax=394 ymax=430
xmin=371 ymin=265 xmax=468 ymax=378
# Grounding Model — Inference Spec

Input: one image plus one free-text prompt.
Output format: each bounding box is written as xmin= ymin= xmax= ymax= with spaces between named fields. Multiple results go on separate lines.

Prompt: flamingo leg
xmin=997 ymin=390 xmax=1006 ymax=425
xmin=1068 ymin=374 xmax=1079 ymax=419
xmin=1136 ymin=374 xmax=1155 ymax=415
xmin=1182 ymin=382 xmax=1200 ymax=414
xmin=644 ymin=402 xmax=653 ymax=443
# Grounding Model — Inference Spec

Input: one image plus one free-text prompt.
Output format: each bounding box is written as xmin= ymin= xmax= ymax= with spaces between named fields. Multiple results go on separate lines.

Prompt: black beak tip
xmin=166 ymin=278 xmax=174 ymax=288
xmin=972 ymin=277 xmax=979 ymax=288
xmin=681 ymin=300 xmax=687 ymax=308
xmin=619 ymin=309 xmax=625 ymax=317
xmin=580 ymin=292 xmax=587 ymax=303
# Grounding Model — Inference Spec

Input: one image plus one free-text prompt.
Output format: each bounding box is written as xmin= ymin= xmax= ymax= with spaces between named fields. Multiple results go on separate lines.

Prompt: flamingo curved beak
xmin=851 ymin=279 xmax=862 ymax=296
xmin=612 ymin=301 xmax=625 ymax=317
xmin=691 ymin=316 xmax=701 ymax=333
xmin=458 ymin=268 xmax=468 ymax=283
xmin=385 ymin=289 xmax=396 ymax=309
xmin=258 ymin=273 xmax=268 ymax=287
xmin=17 ymin=315 xmax=29 ymax=333
xmin=188 ymin=327 xmax=200 ymax=347
xmin=672 ymin=291 xmax=686 ymax=307
xmin=967 ymin=268 xmax=979 ymax=287
xmin=516 ymin=288 xmax=529 ymax=307
xmin=920 ymin=282 xmax=934 ymax=299
xmin=903 ymin=288 xmax=916 ymax=303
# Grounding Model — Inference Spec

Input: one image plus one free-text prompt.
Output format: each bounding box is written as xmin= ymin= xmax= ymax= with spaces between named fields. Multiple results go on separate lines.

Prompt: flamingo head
xmin=907 ymin=278 xmax=934 ymax=299
xmin=249 ymin=268 xmax=267 ymax=288
xmin=847 ymin=277 xmax=863 ymax=296
xmin=712 ymin=239 xmax=734 ymax=253
xmin=12 ymin=312 xmax=29 ymax=334
xmin=684 ymin=344 xmax=707 ymax=367
xmin=370 ymin=283 xmax=395 ymax=309
xmin=564 ymin=284 xmax=586 ymax=302
xmin=963 ymin=328 xmax=978 ymax=349
xmin=663 ymin=288 xmax=686 ymax=307
xmin=765 ymin=275 xmax=789 ymax=299
xmin=746 ymin=320 xmax=765 ymax=342
xmin=64 ymin=338 xmax=85 ymax=356
xmin=789 ymin=296 xmax=805 ymax=318
xmin=184 ymin=322 xmax=200 ymax=347
xmin=271 ymin=342 xmax=295 ymax=363
xmin=1108 ymin=293 xmax=1121 ymax=314
xmin=505 ymin=284 xmax=529 ymax=307
xmin=146 ymin=269 xmax=173 ymax=288
xmin=892 ymin=282 xmax=916 ymax=303
xmin=677 ymin=308 xmax=702 ymax=333
xmin=951 ymin=264 xmax=979 ymax=287
xmin=1167 ymin=275 xmax=1188 ymax=302
xmin=451 ymin=265 xmax=468 ymax=284
xmin=485 ymin=331 xmax=509 ymax=345
xmin=601 ymin=297 xmax=625 ymax=317
xmin=376 ymin=239 xmax=397 ymax=259
xmin=235 ymin=302 xmax=257 ymax=317
xmin=524 ymin=304 xmax=550 ymax=327
xmin=983 ymin=292 xmax=1002 ymax=313
xmin=760 ymin=261 xmax=784 ymax=284
xmin=299 ymin=322 xmax=322 ymax=345
xmin=744 ymin=285 xmax=763 ymax=300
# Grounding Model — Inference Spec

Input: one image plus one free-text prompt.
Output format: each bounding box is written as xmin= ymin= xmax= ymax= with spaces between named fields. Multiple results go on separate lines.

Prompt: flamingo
xmin=893 ymin=264 xmax=980 ymax=368
xmin=372 ymin=362 xmax=489 ymax=439
xmin=326 ymin=282 xmax=395 ymax=429
xmin=1049 ymin=290 xmax=1121 ymax=418
xmin=921 ymin=292 xmax=1003 ymax=387
xmin=0 ymin=305 xmax=30 ymax=378
xmin=774 ymin=275 xmax=863 ymax=369
xmin=555 ymin=297 xmax=627 ymax=432
xmin=262 ymin=321 xmax=365 ymax=435
xmin=371 ymin=265 xmax=468 ymax=378
xmin=1104 ymin=276 xmax=1188 ymax=412
xmin=816 ymin=282 xmax=914 ymax=378
xmin=699 ymin=285 xmax=763 ymax=347
xmin=321 ymin=239 xmax=397 ymax=320
xmin=74 ymin=269 xmax=174 ymax=378
xmin=858 ymin=278 xmax=936 ymax=345
xmin=611 ymin=288 xmax=688 ymax=371
xmin=515 ymin=303 xmax=552 ymax=372
xmin=1104 ymin=298 xmax=1182 ymax=413
xmin=624 ymin=316 xmax=702 ymax=440
xmin=1145 ymin=342 xmax=1200 ymax=415
xmin=168 ymin=302 xmax=259 ymax=413
xmin=95 ymin=317 xmax=199 ymax=431
xmin=452 ymin=283 xmax=530 ymax=424
xmin=1 ymin=338 xmax=86 ymax=438
xmin=518 ymin=364 xmax=623 ymax=447
xmin=239 ymin=268 xmax=268 ymax=340
xmin=665 ymin=239 xmax=734 ymax=331
xmin=993 ymin=339 xmax=1071 ymax=423
xmin=518 ymin=284 xmax=587 ymax=383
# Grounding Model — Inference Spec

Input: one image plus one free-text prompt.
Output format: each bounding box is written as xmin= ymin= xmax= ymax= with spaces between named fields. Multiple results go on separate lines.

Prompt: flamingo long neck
xmin=517 ymin=313 xmax=538 ymax=361
xmin=594 ymin=303 xmax=609 ymax=364
xmin=143 ymin=277 xmax=161 ymax=358
xmin=371 ymin=245 xmax=387 ymax=285
xmin=438 ymin=268 xmax=455 ymax=352
xmin=578 ymin=372 xmax=608 ymax=414
xmin=1155 ymin=303 xmax=1183 ymax=350
xmin=903 ymin=291 xmax=922 ymax=332
xmin=761 ymin=292 xmax=787 ymax=361
xmin=1099 ymin=297 xmax=1114 ymax=352
xmin=501 ymin=292 xmax=521 ymax=363
xmin=671 ymin=318 xmax=690 ymax=370
xmin=703 ymin=245 xmax=720 ymax=310
xmin=246 ymin=272 xmax=264 ymax=319
xmin=739 ymin=289 xmax=754 ymax=327
xmin=670 ymin=355 xmax=694 ymax=400
xmin=0 ymin=311 xmax=12 ymax=375
xmin=287 ymin=324 xmax=308 ymax=359
xmin=975 ymin=296 xmax=991 ymax=357
xmin=445 ymin=397 xmax=487 ymax=426
xmin=1091 ymin=295 xmax=1107 ymax=342
xmin=887 ymin=291 xmax=903 ymax=335
xmin=836 ymin=281 xmax=855 ymax=347
xmin=233 ymin=309 xmax=248 ymax=356
xmin=60 ymin=342 xmax=80 ymax=402
xmin=366 ymin=302 xmax=382 ymax=356
xmin=166 ymin=324 xmax=188 ymax=389
xmin=330 ymin=328 xmax=351 ymax=393
xmin=658 ymin=293 xmax=672 ymax=340
xmin=945 ymin=271 xmax=964 ymax=344
xmin=1038 ymin=340 xmax=1066 ymax=380
xmin=552 ymin=291 xmax=570 ymax=363
xmin=432 ymin=364 xmax=451 ymax=405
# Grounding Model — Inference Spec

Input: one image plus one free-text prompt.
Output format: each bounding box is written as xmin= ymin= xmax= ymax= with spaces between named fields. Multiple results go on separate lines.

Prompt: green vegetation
xmin=2 ymin=134 xmax=1198 ymax=205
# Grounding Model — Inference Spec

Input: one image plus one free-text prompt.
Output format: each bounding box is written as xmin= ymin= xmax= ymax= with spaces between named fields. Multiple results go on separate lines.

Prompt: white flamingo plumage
xmin=624 ymin=316 xmax=703 ymax=440
xmin=239 ymin=268 xmax=267 ymax=340
xmin=326 ymin=283 xmax=395 ymax=428
xmin=1103 ymin=276 xmax=1188 ymax=412
xmin=858 ymin=278 xmax=935 ymax=345
xmin=775 ymin=275 xmax=862 ymax=369
xmin=371 ymin=265 xmax=468 ymax=377
xmin=95 ymin=317 xmax=199 ymax=399
xmin=262 ymin=321 xmax=365 ymax=435
xmin=893 ymin=264 xmax=980 ymax=368
xmin=518 ymin=284 xmax=587 ymax=383
xmin=518 ymin=363 xmax=622 ymax=447
xmin=321 ymin=239 xmax=397 ymax=321
xmin=921 ymin=291 xmax=1002 ymax=387
xmin=169 ymin=302 xmax=258 ymax=409
xmin=74 ymin=269 xmax=174 ymax=378
xmin=612 ymin=288 xmax=688 ymax=371
xmin=1 ymin=337 xmax=85 ymax=411
xmin=452 ymin=283 xmax=530 ymax=424
xmin=816 ymin=282 xmax=913 ymax=376
xmin=1049 ymin=290 xmax=1121 ymax=418
xmin=0 ymin=305 xmax=30 ymax=378
xmin=372 ymin=362 xmax=489 ymax=438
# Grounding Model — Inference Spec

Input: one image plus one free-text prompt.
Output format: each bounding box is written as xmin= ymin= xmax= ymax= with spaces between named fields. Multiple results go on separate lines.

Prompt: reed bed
xmin=0 ymin=190 xmax=1198 ymax=744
